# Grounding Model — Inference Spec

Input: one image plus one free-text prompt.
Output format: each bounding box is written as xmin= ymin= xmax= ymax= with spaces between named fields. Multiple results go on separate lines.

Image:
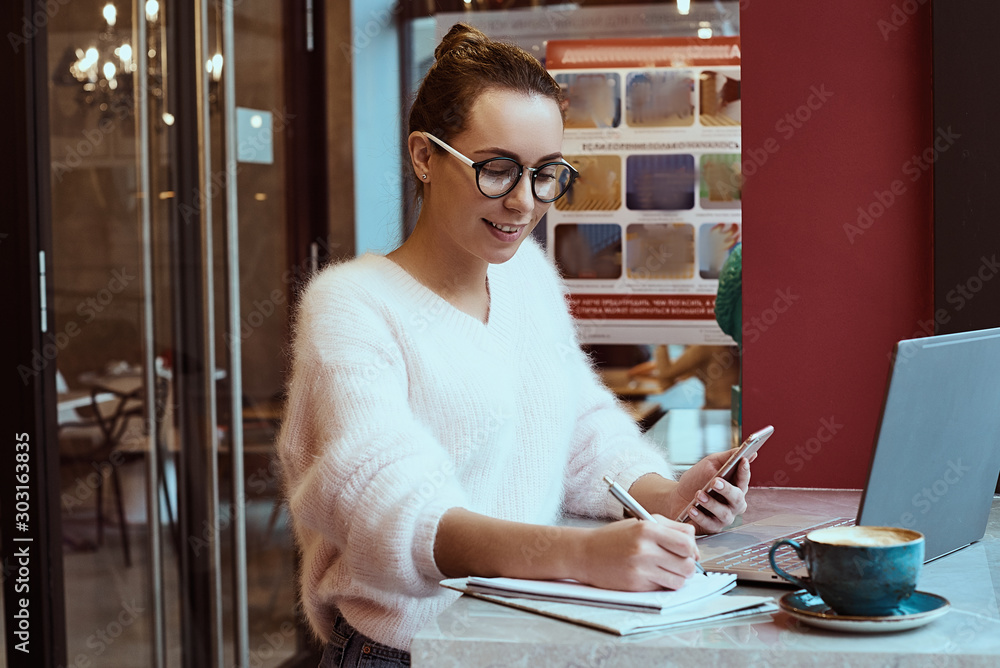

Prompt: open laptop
xmin=697 ymin=327 xmax=1000 ymax=584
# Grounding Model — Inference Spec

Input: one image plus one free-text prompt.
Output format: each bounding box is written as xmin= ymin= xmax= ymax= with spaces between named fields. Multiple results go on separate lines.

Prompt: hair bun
xmin=434 ymin=23 xmax=490 ymax=61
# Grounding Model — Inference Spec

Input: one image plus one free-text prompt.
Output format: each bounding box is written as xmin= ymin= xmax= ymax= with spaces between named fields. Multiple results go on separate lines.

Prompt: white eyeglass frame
xmin=421 ymin=131 xmax=578 ymax=203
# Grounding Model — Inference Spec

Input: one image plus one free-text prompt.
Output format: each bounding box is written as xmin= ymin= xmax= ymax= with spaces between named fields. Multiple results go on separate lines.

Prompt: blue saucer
xmin=779 ymin=590 xmax=950 ymax=633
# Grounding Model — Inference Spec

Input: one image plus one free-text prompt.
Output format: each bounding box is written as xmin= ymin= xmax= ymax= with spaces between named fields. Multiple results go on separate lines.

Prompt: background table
xmin=412 ymin=488 xmax=1000 ymax=667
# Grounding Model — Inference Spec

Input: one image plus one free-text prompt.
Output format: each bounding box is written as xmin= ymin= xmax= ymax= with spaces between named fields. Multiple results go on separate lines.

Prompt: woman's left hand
xmin=671 ymin=450 xmax=753 ymax=534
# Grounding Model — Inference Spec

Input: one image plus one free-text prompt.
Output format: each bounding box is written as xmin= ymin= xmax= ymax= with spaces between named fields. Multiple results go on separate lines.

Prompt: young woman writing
xmin=278 ymin=24 xmax=752 ymax=667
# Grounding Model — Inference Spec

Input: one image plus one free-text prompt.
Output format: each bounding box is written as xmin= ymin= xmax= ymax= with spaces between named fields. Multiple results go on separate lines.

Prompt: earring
xmin=421 ymin=174 xmax=428 ymax=180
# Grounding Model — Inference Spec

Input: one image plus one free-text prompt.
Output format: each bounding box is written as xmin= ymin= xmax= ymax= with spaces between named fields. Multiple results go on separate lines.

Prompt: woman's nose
xmin=504 ymin=172 xmax=535 ymax=213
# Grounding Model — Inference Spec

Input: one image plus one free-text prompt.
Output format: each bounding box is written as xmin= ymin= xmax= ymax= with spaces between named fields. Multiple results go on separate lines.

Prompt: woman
xmin=279 ymin=24 xmax=752 ymax=667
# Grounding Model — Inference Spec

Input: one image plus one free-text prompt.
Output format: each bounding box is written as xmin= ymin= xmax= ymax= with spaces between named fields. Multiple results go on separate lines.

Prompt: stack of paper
xmin=440 ymin=573 xmax=776 ymax=636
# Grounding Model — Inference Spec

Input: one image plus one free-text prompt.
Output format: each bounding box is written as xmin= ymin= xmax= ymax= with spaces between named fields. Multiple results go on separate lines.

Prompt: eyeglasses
xmin=422 ymin=132 xmax=578 ymax=203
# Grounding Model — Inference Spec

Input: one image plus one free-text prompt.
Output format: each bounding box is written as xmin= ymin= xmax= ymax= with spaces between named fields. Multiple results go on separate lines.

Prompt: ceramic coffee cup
xmin=768 ymin=525 xmax=924 ymax=616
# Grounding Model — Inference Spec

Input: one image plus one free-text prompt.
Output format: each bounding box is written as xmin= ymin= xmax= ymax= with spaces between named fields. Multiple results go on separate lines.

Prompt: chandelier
xmin=54 ymin=1 xmax=221 ymax=124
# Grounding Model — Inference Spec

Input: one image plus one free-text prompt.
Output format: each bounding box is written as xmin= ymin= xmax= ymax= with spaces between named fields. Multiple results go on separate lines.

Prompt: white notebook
xmin=457 ymin=572 xmax=737 ymax=612
xmin=440 ymin=573 xmax=777 ymax=636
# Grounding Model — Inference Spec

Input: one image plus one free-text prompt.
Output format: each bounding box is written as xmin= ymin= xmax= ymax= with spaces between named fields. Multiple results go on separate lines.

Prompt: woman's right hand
xmin=575 ymin=517 xmax=701 ymax=592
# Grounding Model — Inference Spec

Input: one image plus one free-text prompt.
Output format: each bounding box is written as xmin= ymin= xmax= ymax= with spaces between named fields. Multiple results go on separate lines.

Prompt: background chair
xmin=57 ymin=369 xmax=135 ymax=565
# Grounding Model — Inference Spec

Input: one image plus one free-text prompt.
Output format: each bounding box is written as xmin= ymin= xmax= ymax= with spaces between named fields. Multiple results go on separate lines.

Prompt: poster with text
xmin=546 ymin=37 xmax=741 ymax=345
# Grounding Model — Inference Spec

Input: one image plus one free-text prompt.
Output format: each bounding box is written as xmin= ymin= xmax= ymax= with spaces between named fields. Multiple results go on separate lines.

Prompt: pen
xmin=602 ymin=475 xmax=706 ymax=575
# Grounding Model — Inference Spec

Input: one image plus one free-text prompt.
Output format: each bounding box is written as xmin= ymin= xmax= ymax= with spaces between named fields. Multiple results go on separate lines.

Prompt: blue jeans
xmin=319 ymin=612 xmax=411 ymax=668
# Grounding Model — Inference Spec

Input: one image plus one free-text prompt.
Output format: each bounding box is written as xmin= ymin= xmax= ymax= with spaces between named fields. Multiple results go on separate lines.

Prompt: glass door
xmin=43 ymin=1 xmax=304 ymax=665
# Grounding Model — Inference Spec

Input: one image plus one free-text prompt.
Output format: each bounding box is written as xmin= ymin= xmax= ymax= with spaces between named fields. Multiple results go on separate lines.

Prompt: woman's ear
xmin=408 ymin=131 xmax=434 ymax=181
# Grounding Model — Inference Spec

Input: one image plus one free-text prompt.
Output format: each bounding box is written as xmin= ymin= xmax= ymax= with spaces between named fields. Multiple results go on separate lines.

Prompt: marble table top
xmin=412 ymin=488 xmax=1000 ymax=667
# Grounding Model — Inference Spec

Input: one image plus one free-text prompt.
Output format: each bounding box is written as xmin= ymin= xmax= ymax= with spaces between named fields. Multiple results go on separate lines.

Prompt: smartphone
xmin=674 ymin=424 xmax=774 ymax=523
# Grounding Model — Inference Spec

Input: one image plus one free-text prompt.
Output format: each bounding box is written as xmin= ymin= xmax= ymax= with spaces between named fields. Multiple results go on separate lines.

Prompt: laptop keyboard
xmin=702 ymin=517 xmax=855 ymax=573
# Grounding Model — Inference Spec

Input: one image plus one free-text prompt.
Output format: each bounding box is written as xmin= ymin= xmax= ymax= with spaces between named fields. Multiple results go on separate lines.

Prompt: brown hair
xmin=408 ymin=23 xmax=566 ymax=200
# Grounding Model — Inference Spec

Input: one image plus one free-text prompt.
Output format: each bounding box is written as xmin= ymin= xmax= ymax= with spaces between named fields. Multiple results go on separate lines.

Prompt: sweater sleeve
xmin=559 ymin=343 xmax=676 ymax=519
xmin=527 ymin=243 xmax=674 ymax=519
xmin=277 ymin=270 xmax=469 ymax=598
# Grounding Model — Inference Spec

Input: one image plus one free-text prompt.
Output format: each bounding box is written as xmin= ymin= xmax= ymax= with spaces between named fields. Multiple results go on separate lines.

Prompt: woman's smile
xmin=483 ymin=217 xmax=527 ymax=241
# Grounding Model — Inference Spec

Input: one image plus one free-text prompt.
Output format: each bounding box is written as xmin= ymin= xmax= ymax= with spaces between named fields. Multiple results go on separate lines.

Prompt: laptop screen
xmin=857 ymin=327 xmax=1000 ymax=560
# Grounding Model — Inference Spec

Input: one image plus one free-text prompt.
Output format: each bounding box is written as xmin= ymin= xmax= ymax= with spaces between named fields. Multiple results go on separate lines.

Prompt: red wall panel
xmin=741 ymin=3 xmax=934 ymax=488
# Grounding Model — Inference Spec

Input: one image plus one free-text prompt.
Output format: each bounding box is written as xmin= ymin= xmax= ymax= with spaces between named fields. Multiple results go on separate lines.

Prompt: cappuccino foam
xmin=809 ymin=526 xmax=921 ymax=547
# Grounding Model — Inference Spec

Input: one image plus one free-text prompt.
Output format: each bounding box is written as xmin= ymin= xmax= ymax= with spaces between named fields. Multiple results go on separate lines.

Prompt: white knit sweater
xmin=277 ymin=238 xmax=673 ymax=650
